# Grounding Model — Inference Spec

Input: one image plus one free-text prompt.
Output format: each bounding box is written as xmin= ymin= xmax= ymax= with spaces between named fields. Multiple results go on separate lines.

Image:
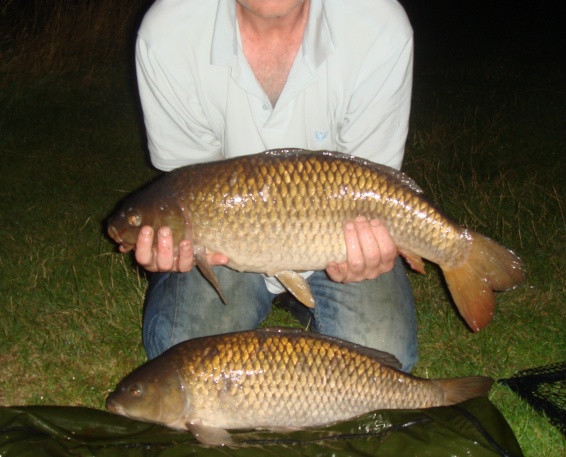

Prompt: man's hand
xmin=127 ymin=226 xmax=228 ymax=273
xmin=326 ymin=216 xmax=397 ymax=283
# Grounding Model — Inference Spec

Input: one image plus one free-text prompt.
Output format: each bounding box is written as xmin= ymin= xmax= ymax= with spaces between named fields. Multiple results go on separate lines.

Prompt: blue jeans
xmin=142 ymin=258 xmax=418 ymax=372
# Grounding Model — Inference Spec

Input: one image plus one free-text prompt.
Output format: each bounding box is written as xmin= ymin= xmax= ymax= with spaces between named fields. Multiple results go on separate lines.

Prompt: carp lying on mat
xmin=106 ymin=327 xmax=494 ymax=445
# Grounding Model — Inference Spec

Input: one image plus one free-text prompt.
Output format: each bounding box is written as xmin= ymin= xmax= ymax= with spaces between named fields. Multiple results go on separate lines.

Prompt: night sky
xmin=401 ymin=0 xmax=563 ymax=67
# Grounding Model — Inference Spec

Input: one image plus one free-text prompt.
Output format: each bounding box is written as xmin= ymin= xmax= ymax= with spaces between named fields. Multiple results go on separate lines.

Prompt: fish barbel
xmin=105 ymin=327 xmax=494 ymax=445
xmin=107 ymin=149 xmax=525 ymax=331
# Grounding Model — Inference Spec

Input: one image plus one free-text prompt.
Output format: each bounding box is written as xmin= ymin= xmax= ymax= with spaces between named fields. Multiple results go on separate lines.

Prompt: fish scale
xmin=180 ymin=331 xmax=435 ymax=428
xmin=182 ymin=152 xmax=461 ymax=273
xmin=107 ymin=148 xmax=524 ymax=331
xmin=186 ymin=152 xmax=460 ymax=272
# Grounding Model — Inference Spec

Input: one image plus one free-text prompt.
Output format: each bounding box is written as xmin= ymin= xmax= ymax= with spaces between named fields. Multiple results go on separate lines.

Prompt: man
xmin=129 ymin=0 xmax=417 ymax=371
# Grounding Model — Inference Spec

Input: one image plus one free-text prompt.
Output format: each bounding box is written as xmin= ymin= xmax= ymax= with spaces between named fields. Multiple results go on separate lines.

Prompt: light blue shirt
xmin=136 ymin=0 xmax=413 ymax=171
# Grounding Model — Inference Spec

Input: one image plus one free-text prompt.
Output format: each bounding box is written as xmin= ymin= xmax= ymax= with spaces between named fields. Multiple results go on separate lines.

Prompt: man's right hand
xmin=128 ymin=225 xmax=228 ymax=273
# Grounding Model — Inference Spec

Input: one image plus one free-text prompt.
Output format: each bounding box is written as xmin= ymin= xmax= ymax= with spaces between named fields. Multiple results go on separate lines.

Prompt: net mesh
xmin=499 ymin=361 xmax=566 ymax=436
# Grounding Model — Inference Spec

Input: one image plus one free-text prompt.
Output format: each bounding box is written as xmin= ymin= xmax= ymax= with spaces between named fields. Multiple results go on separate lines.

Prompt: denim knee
xmin=308 ymin=259 xmax=418 ymax=372
xmin=141 ymin=269 xmax=273 ymax=359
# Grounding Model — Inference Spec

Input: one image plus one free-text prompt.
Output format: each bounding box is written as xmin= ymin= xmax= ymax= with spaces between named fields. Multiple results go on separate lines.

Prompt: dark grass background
xmin=0 ymin=0 xmax=564 ymax=455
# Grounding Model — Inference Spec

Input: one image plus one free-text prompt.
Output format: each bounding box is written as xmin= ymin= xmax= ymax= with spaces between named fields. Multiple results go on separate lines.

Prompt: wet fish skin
xmin=105 ymin=327 xmax=494 ymax=446
xmin=107 ymin=149 xmax=525 ymax=331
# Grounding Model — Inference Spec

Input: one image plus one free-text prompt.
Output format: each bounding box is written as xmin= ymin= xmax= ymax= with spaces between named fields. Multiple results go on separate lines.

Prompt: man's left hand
xmin=326 ymin=216 xmax=397 ymax=283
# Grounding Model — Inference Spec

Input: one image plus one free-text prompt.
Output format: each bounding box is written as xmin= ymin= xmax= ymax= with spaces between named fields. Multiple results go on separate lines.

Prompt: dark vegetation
xmin=0 ymin=1 xmax=564 ymax=455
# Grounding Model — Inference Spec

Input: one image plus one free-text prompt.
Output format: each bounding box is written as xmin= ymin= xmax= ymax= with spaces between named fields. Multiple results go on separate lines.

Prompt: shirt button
xmin=263 ymin=104 xmax=269 ymax=110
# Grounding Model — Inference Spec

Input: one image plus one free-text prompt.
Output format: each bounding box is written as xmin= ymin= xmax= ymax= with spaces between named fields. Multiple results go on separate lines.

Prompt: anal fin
xmin=399 ymin=249 xmax=426 ymax=274
xmin=275 ymin=271 xmax=315 ymax=308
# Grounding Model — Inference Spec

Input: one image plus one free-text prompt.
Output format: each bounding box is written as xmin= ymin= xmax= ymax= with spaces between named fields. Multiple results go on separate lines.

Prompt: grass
xmin=0 ymin=0 xmax=146 ymax=82
xmin=0 ymin=1 xmax=564 ymax=455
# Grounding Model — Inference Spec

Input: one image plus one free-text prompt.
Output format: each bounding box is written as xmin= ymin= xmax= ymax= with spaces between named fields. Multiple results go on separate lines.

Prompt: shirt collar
xmin=210 ymin=0 xmax=237 ymax=65
xmin=302 ymin=0 xmax=335 ymax=69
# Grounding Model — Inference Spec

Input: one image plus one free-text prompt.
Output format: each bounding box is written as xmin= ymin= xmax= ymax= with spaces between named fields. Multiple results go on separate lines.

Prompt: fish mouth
xmin=105 ymin=394 xmax=125 ymax=415
xmin=108 ymin=225 xmax=134 ymax=252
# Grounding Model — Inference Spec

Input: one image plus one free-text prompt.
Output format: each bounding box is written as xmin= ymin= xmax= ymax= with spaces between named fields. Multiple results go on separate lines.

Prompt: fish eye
xmin=129 ymin=385 xmax=143 ymax=398
xmin=127 ymin=211 xmax=142 ymax=227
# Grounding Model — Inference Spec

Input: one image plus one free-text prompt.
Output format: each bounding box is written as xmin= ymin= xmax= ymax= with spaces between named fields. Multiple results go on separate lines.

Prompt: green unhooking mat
xmin=0 ymin=397 xmax=523 ymax=457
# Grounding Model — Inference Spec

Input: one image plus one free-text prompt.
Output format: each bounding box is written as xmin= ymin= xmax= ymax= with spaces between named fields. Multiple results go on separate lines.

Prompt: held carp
xmin=105 ymin=327 xmax=494 ymax=446
xmin=107 ymin=149 xmax=525 ymax=331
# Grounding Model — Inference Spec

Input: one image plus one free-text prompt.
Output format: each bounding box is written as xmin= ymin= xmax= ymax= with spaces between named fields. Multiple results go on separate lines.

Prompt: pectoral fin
xmin=187 ymin=419 xmax=233 ymax=446
xmin=275 ymin=271 xmax=315 ymax=308
xmin=194 ymin=249 xmax=228 ymax=305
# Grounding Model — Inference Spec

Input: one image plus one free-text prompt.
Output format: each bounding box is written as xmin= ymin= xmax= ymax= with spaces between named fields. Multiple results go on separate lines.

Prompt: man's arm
xmin=327 ymin=28 xmax=414 ymax=282
xmin=133 ymin=38 xmax=227 ymax=272
xmin=136 ymin=37 xmax=223 ymax=171
xmin=337 ymin=34 xmax=414 ymax=170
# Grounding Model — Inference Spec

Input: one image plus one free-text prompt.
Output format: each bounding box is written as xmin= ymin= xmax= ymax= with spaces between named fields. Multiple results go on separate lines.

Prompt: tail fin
xmin=442 ymin=232 xmax=525 ymax=332
xmin=436 ymin=376 xmax=494 ymax=405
